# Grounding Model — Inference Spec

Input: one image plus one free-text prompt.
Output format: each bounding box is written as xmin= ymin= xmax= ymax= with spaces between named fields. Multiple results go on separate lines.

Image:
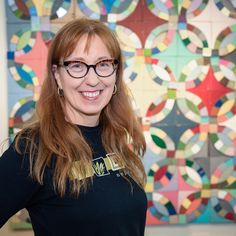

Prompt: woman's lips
xmin=80 ymin=90 xmax=102 ymax=100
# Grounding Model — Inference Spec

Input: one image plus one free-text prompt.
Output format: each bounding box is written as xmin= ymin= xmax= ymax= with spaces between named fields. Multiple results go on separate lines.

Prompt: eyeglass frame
xmin=57 ymin=58 xmax=119 ymax=79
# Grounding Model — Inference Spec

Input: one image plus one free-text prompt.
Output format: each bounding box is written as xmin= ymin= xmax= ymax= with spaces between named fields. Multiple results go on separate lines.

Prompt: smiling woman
xmin=0 ymin=18 xmax=147 ymax=236
xmin=53 ymin=33 xmax=118 ymax=126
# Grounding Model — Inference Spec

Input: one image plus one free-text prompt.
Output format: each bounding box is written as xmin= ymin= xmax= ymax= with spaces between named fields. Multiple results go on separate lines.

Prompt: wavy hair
xmin=15 ymin=18 xmax=146 ymax=196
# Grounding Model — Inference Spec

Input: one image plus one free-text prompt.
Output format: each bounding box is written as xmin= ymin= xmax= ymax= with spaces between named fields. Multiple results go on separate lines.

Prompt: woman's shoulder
xmin=11 ymin=124 xmax=40 ymax=155
xmin=0 ymin=134 xmax=32 ymax=172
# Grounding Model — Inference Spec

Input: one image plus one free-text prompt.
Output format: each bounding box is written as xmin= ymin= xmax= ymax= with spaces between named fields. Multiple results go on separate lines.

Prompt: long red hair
xmin=16 ymin=18 xmax=146 ymax=196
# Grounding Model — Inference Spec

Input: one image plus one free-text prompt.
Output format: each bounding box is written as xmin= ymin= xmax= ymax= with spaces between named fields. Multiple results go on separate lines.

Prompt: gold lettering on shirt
xmin=69 ymin=153 xmax=125 ymax=181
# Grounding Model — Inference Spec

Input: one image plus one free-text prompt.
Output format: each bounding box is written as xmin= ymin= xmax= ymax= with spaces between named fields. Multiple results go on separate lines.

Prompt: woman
xmin=0 ymin=18 xmax=147 ymax=235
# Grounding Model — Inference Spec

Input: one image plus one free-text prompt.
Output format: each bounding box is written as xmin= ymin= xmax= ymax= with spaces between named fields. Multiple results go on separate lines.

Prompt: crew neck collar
xmin=77 ymin=123 xmax=102 ymax=133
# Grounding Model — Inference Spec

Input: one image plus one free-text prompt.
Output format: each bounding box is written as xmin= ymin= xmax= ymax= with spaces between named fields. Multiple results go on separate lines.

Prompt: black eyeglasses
xmin=59 ymin=59 xmax=119 ymax=79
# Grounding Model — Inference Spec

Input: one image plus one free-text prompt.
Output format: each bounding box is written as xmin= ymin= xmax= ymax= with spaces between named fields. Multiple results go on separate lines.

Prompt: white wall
xmin=0 ymin=1 xmax=9 ymax=147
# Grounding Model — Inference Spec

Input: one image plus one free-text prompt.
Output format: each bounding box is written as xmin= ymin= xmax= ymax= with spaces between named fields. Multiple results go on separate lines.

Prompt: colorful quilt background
xmin=4 ymin=0 xmax=236 ymax=229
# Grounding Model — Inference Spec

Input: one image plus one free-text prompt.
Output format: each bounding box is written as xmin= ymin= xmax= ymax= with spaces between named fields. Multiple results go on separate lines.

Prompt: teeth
xmin=82 ymin=91 xmax=100 ymax=98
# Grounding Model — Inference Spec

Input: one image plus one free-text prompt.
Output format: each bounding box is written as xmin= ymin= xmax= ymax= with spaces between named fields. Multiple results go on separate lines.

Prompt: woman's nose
xmin=84 ymin=67 xmax=100 ymax=86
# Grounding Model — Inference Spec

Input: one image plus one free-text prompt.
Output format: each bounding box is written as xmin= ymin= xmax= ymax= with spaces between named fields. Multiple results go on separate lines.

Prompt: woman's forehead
xmin=67 ymin=34 xmax=113 ymax=58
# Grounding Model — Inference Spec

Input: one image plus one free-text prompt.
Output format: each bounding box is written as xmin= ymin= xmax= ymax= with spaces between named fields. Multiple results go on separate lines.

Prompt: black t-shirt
xmin=0 ymin=125 xmax=147 ymax=236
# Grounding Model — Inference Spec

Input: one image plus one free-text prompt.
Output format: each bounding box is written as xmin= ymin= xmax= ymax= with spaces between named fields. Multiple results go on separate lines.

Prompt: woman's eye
xmin=99 ymin=61 xmax=111 ymax=68
xmin=101 ymin=62 xmax=108 ymax=66
xmin=70 ymin=62 xmax=84 ymax=70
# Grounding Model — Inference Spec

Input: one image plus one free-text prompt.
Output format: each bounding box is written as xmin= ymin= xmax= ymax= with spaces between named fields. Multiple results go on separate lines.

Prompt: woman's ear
xmin=52 ymin=65 xmax=62 ymax=88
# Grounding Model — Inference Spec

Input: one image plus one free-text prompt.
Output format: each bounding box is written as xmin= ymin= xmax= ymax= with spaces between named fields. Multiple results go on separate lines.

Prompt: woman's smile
xmin=80 ymin=90 xmax=102 ymax=100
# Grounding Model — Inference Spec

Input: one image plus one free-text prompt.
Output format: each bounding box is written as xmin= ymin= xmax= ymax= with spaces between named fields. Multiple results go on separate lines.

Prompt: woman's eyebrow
xmin=64 ymin=56 xmax=111 ymax=62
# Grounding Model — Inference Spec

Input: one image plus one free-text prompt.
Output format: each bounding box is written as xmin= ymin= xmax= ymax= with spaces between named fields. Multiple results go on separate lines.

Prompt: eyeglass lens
xmin=64 ymin=59 xmax=118 ymax=79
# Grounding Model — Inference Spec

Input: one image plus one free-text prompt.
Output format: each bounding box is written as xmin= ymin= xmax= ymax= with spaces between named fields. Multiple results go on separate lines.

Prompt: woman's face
xmin=54 ymin=34 xmax=117 ymax=126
